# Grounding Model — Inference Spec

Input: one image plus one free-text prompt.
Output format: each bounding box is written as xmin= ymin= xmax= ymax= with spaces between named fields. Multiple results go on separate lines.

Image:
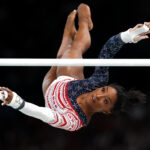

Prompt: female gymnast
xmin=0 ymin=4 xmax=150 ymax=131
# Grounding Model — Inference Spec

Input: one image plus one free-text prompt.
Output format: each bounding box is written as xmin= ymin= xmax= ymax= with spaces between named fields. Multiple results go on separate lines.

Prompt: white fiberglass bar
xmin=0 ymin=59 xmax=150 ymax=66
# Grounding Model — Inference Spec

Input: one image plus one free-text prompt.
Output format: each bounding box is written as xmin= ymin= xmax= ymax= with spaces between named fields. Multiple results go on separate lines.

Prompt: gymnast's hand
xmin=121 ymin=22 xmax=150 ymax=43
xmin=129 ymin=22 xmax=150 ymax=42
xmin=0 ymin=87 xmax=24 ymax=109
xmin=0 ymin=87 xmax=13 ymax=106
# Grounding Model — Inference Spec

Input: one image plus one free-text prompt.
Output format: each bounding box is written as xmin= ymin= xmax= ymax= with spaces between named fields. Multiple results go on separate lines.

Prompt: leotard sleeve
xmin=68 ymin=34 xmax=126 ymax=96
xmin=19 ymin=101 xmax=81 ymax=131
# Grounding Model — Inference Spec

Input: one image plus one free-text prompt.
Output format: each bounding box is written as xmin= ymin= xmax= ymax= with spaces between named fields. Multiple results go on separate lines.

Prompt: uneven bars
xmin=0 ymin=59 xmax=150 ymax=66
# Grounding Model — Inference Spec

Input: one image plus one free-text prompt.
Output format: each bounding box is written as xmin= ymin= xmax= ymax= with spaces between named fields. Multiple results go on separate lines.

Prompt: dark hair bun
xmin=110 ymin=84 xmax=147 ymax=113
xmin=127 ymin=90 xmax=146 ymax=104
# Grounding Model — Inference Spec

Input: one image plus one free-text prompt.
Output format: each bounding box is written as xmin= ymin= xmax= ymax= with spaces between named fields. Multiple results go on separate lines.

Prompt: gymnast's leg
xmin=56 ymin=3 xmax=93 ymax=78
xmin=42 ymin=10 xmax=77 ymax=95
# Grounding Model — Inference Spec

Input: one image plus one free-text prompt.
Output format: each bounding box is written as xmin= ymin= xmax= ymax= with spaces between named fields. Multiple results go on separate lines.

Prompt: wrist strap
xmin=8 ymin=92 xmax=25 ymax=110
xmin=16 ymin=100 xmax=25 ymax=110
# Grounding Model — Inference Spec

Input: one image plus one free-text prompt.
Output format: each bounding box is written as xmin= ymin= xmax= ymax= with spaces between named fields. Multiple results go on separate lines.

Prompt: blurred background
xmin=0 ymin=0 xmax=150 ymax=150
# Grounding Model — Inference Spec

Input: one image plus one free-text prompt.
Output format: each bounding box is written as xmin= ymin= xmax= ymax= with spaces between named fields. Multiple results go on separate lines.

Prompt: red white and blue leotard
xmin=45 ymin=76 xmax=84 ymax=131
xmin=44 ymin=34 xmax=125 ymax=131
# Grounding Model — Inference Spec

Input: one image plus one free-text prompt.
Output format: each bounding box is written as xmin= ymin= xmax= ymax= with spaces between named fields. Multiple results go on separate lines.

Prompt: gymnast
xmin=0 ymin=3 xmax=150 ymax=131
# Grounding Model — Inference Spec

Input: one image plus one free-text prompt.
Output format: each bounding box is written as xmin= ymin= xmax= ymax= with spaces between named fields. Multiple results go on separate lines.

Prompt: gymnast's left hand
xmin=0 ymin=87 xmax=13 ymax=106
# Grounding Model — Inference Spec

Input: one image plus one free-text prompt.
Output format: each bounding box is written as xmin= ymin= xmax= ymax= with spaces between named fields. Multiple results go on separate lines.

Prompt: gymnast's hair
xmin=109 ymin=84 xmax=146 ymax=114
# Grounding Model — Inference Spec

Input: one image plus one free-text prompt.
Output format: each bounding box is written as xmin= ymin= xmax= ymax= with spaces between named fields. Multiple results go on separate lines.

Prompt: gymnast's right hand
xmin=0 ymin=87 xmax=25 ymax=110
xmin=0 ymin=87 xmax=13 ymax=106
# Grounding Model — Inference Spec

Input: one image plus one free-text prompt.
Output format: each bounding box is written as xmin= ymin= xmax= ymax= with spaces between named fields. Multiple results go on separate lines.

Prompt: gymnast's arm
xmin=0 ymin=87 xmax=62 ymax=123
xmin=90 ymin=33 xmax=125 ymax=83
xmin=97 ymin=23 xmax=150 ymax=60
xmin=91 ymin=23 xmax=150 ymax=83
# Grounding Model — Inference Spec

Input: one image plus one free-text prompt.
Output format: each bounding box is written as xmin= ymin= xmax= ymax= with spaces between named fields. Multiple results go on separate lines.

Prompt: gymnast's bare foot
xmin=77 ymin=3 xmax=93 ymax=31
xmin=63 ymin=10 xmax=77 ymax=40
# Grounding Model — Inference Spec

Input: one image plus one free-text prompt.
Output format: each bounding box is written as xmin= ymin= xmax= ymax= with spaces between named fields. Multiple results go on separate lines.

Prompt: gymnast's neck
xmin=76 ymin=92 xmax=98 ymax=122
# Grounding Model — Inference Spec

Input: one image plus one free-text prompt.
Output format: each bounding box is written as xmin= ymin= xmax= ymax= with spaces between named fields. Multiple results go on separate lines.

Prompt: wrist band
xmin=8 ymin=92 xmax=25 ymax=110
xmin=16 ymin=100 xmax=25 ymax=110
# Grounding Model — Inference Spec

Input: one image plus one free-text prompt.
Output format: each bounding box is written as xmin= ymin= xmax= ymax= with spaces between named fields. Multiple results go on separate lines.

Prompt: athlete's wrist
xmin=0 ymin=89 xmax=25 ymax=110
xmin=7 ymin=92 xmax=25 ymax=110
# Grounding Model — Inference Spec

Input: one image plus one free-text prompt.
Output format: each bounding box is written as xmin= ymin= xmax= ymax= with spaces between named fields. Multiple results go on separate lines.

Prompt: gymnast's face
xmin=90 ymin=86 xmax=118 ymax=114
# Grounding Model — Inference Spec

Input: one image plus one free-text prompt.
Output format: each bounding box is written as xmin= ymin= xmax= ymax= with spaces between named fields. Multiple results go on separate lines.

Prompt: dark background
xmin=0 ymin=0 xmax=150 ymax=150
